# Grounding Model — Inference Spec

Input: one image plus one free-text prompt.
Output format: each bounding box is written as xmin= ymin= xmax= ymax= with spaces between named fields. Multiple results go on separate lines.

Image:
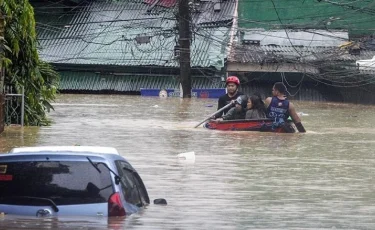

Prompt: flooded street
xmin=1 ymin=94 xmax=375 ymax=229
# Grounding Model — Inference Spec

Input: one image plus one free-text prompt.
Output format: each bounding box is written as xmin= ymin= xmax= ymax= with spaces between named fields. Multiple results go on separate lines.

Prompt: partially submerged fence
xmin=0 ymin=94 xmax=4 ymax=133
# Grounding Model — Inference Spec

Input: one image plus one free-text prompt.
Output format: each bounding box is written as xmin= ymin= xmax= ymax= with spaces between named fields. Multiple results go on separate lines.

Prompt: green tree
xmin=1 ymin=0 xmax=59 ymax=126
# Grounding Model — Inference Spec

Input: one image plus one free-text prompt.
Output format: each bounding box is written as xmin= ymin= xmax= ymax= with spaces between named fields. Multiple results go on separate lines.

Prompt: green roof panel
xmin=35 ymin=0 xmax=233 ymax=70
xmin=58 ymin=71 xmax=225 ymax=91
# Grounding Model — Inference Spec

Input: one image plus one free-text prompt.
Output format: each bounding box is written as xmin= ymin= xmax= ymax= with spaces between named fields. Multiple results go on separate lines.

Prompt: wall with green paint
xmin=238 ymin=0 xmax=375 ymax=38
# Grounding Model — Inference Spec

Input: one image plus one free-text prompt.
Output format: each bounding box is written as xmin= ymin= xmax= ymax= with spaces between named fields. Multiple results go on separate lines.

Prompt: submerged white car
xmin=0 ymin=146 xmax=166 ymax=217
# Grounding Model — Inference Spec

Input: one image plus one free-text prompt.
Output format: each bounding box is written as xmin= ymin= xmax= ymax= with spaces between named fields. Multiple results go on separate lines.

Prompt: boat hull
xmin=204 ymin=119 xmax=295 ymax=133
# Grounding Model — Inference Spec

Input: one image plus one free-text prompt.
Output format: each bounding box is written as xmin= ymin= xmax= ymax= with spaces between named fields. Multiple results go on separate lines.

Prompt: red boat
xmin=204 ymin=119 xmax=296 ymax=133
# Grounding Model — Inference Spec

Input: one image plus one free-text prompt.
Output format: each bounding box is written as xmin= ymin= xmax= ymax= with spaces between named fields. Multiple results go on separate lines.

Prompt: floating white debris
xmin=151 ymin=105 xmax=159 ymax=108
xmin=356 ymin=55 xmax=375 ymax=70
xmin=177 ymin=151 xmax=195 ymax=163
xmin=297 ymin=112 xmax=309 ymax=116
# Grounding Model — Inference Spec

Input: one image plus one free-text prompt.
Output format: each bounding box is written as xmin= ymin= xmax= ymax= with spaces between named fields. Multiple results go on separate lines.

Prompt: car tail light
xmin=108 ymin=192 xmax=126 ymax=216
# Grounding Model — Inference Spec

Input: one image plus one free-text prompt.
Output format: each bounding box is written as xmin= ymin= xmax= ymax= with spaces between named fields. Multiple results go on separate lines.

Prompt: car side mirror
xmin=115 ymin=176 xmax=121 ymax=185
xmin=153 ymin=198 xmax=167 ymax=205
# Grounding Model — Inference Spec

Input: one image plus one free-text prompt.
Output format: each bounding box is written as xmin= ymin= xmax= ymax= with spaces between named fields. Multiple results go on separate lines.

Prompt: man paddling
xmin=214 ymin=76 xmax=244 ymax=119
xmin=265 ymin=82 xmax=306 ymax=132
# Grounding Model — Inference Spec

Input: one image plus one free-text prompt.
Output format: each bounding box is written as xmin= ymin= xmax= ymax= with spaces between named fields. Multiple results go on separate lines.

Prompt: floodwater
xmin=1 ymin=94 xmax=375 ymax=229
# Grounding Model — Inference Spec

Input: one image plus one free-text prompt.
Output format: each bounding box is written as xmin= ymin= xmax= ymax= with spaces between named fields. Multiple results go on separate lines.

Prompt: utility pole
xmin=178 ymin=0 xmax=192 ymax=98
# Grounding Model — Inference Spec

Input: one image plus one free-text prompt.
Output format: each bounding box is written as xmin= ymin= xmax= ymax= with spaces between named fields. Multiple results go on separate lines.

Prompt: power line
xmin=31 ymin=0 xmax=375 ymax=88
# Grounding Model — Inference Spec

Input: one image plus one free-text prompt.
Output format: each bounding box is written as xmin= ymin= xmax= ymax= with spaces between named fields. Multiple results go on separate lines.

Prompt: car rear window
xmin=0 ymin=161 xmax=114 ymax=205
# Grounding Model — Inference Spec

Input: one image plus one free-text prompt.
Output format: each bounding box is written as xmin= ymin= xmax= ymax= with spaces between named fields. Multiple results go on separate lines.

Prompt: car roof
xmin=1 ymin=146 xmax=136 ymax=171
xmin=9 ymin=146 xmax=119 ymax=155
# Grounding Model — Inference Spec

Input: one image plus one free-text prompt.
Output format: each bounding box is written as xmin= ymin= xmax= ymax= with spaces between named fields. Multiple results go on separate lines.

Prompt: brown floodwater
xmin=1 ymin=94 xmax=375 ymax=229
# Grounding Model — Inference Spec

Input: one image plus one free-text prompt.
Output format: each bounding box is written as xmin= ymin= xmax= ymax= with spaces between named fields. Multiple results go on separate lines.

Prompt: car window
xmin=115 ymin=161 xmax=148 ymax=206
xmin=133 ymin=172 xmax=150 ymax=205
xmin=0 ymin=161 xmax=114 ymax=205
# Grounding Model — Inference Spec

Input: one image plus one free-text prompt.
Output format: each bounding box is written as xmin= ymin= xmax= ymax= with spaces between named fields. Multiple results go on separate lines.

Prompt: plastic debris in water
xmin=177 ymin=151 xmax=195 ymax=163
xmin=297 ymin=112 xmax=309 ymax=116
xmin=151 ymin=105 xmax=159 ymax=108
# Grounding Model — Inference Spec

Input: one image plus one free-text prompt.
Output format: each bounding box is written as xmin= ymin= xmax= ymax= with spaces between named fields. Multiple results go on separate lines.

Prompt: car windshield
xmin=0 ymin=161 xmax=114 ymax=205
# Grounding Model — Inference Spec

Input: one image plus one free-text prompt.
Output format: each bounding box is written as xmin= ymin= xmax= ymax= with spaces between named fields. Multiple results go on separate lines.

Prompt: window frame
xmin=115 ymin=160 xmax=150 ymax=206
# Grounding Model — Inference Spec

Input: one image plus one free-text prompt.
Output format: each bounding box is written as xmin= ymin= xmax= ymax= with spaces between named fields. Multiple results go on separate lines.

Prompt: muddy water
xmin=1 ymin=94 xmax=375 ymax=229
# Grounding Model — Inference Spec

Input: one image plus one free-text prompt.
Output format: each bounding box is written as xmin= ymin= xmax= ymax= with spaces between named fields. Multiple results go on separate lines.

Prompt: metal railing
xmin=5 ymin=86 xmax=24 ymax=126
xmin=0 ymin=94 xmax=4 ymax=133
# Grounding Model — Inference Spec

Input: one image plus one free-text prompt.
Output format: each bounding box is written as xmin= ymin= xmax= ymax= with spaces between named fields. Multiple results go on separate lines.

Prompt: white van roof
xmin=9 ymin=146 xmax=119 ymax=155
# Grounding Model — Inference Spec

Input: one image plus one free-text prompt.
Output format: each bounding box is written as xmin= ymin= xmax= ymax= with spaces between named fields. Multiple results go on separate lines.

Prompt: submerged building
xmin=31 ymin=0 xmax=375 ymax=103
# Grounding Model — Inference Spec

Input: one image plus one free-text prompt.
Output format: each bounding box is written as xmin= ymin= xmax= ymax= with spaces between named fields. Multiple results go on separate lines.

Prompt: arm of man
xmin=288 ymin=103 xmax=306 ymax=132
xmin=214 ymin=97 xmax=226 ymax=119
xmin=264 ymin=97 xmax=272 ymax=108
xmin=217 ymin=96 xmax=225 ymax=110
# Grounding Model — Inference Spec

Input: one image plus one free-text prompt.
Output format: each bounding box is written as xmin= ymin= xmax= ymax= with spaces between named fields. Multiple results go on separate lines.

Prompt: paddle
xmin=194 ymin=101 xmax=235 ymax=128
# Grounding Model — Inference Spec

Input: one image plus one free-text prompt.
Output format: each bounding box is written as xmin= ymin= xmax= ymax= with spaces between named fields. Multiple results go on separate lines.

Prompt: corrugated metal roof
xmin=228 ymin=44 xmax=375 ymax=63
xmin=192 ymin=0 xmax=236 ymax=25
xmin=242 ymin=29 xmax=349 ymax=47
xmin=34 ymin=0 xmax=232 ymax=69
xmin=144 ymin=0 xmax=176 ymax=8
xmin=58 ymin=71 xmax=225 ymax=91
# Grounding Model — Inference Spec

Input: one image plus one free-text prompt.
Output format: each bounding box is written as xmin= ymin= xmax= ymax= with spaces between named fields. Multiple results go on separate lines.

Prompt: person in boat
xmin=265 ymin=82 xmax=306 ymax=133
xmin=221 ymin=95 xmax=248 ymax=120
xmin=245 ymin=93 xmax=267 ymax=119
xmin=214 ymin=76 xmax=244 ymax=119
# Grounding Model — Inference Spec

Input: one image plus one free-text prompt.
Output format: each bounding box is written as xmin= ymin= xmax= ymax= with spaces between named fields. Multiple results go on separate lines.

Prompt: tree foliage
xmin=1 ymin=0 xmax=59 ymax=126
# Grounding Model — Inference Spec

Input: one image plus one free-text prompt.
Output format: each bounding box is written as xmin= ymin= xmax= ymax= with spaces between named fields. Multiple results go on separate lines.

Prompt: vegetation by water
xmin=1 ymin=0 xmax=59 ymax=125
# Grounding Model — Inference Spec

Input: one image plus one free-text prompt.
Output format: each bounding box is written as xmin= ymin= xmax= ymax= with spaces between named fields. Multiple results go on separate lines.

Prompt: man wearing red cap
xmin=214 ymin=76 xmax=244 ymax=119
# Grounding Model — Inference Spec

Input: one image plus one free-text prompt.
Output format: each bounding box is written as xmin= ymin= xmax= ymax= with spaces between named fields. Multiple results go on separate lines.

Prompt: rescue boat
xmin=203 ymin=119 xmax=295 ymax=133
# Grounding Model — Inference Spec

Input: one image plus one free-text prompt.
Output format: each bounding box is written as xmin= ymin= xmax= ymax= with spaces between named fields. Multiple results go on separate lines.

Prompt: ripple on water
xmin=1 ymin=95 xmax=375 ymax=229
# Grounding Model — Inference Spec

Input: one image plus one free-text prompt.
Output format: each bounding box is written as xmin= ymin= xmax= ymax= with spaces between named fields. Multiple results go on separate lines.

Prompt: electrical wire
xmin=31 ymin=0 xmax=375 ymax=88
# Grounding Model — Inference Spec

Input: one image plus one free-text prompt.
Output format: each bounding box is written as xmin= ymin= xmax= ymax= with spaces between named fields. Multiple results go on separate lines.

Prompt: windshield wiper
xmin=87 ymin=157 xmax=101 ymax=173
xmin=0 ymin=196 xmax=59 ymax=212
xmin=87 ymin=157 xmax=120 ymax=185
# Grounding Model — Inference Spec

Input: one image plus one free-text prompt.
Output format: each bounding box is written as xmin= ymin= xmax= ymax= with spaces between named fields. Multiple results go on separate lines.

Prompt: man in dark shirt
xmin=265 ymin=82 xmax=306 ymax=132
xmin=214 ymin=76 xmax=244 ymax=119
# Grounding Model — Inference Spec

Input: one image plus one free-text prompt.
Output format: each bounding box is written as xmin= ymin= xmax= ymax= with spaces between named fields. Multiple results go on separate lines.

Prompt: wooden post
xmin=178 ymin=0 xmax=192 ymax=98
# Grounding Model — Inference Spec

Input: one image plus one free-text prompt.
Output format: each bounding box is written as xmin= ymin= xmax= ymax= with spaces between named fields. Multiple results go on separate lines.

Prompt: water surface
xmin=1 ymin=94 xmax=375 ymax=229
